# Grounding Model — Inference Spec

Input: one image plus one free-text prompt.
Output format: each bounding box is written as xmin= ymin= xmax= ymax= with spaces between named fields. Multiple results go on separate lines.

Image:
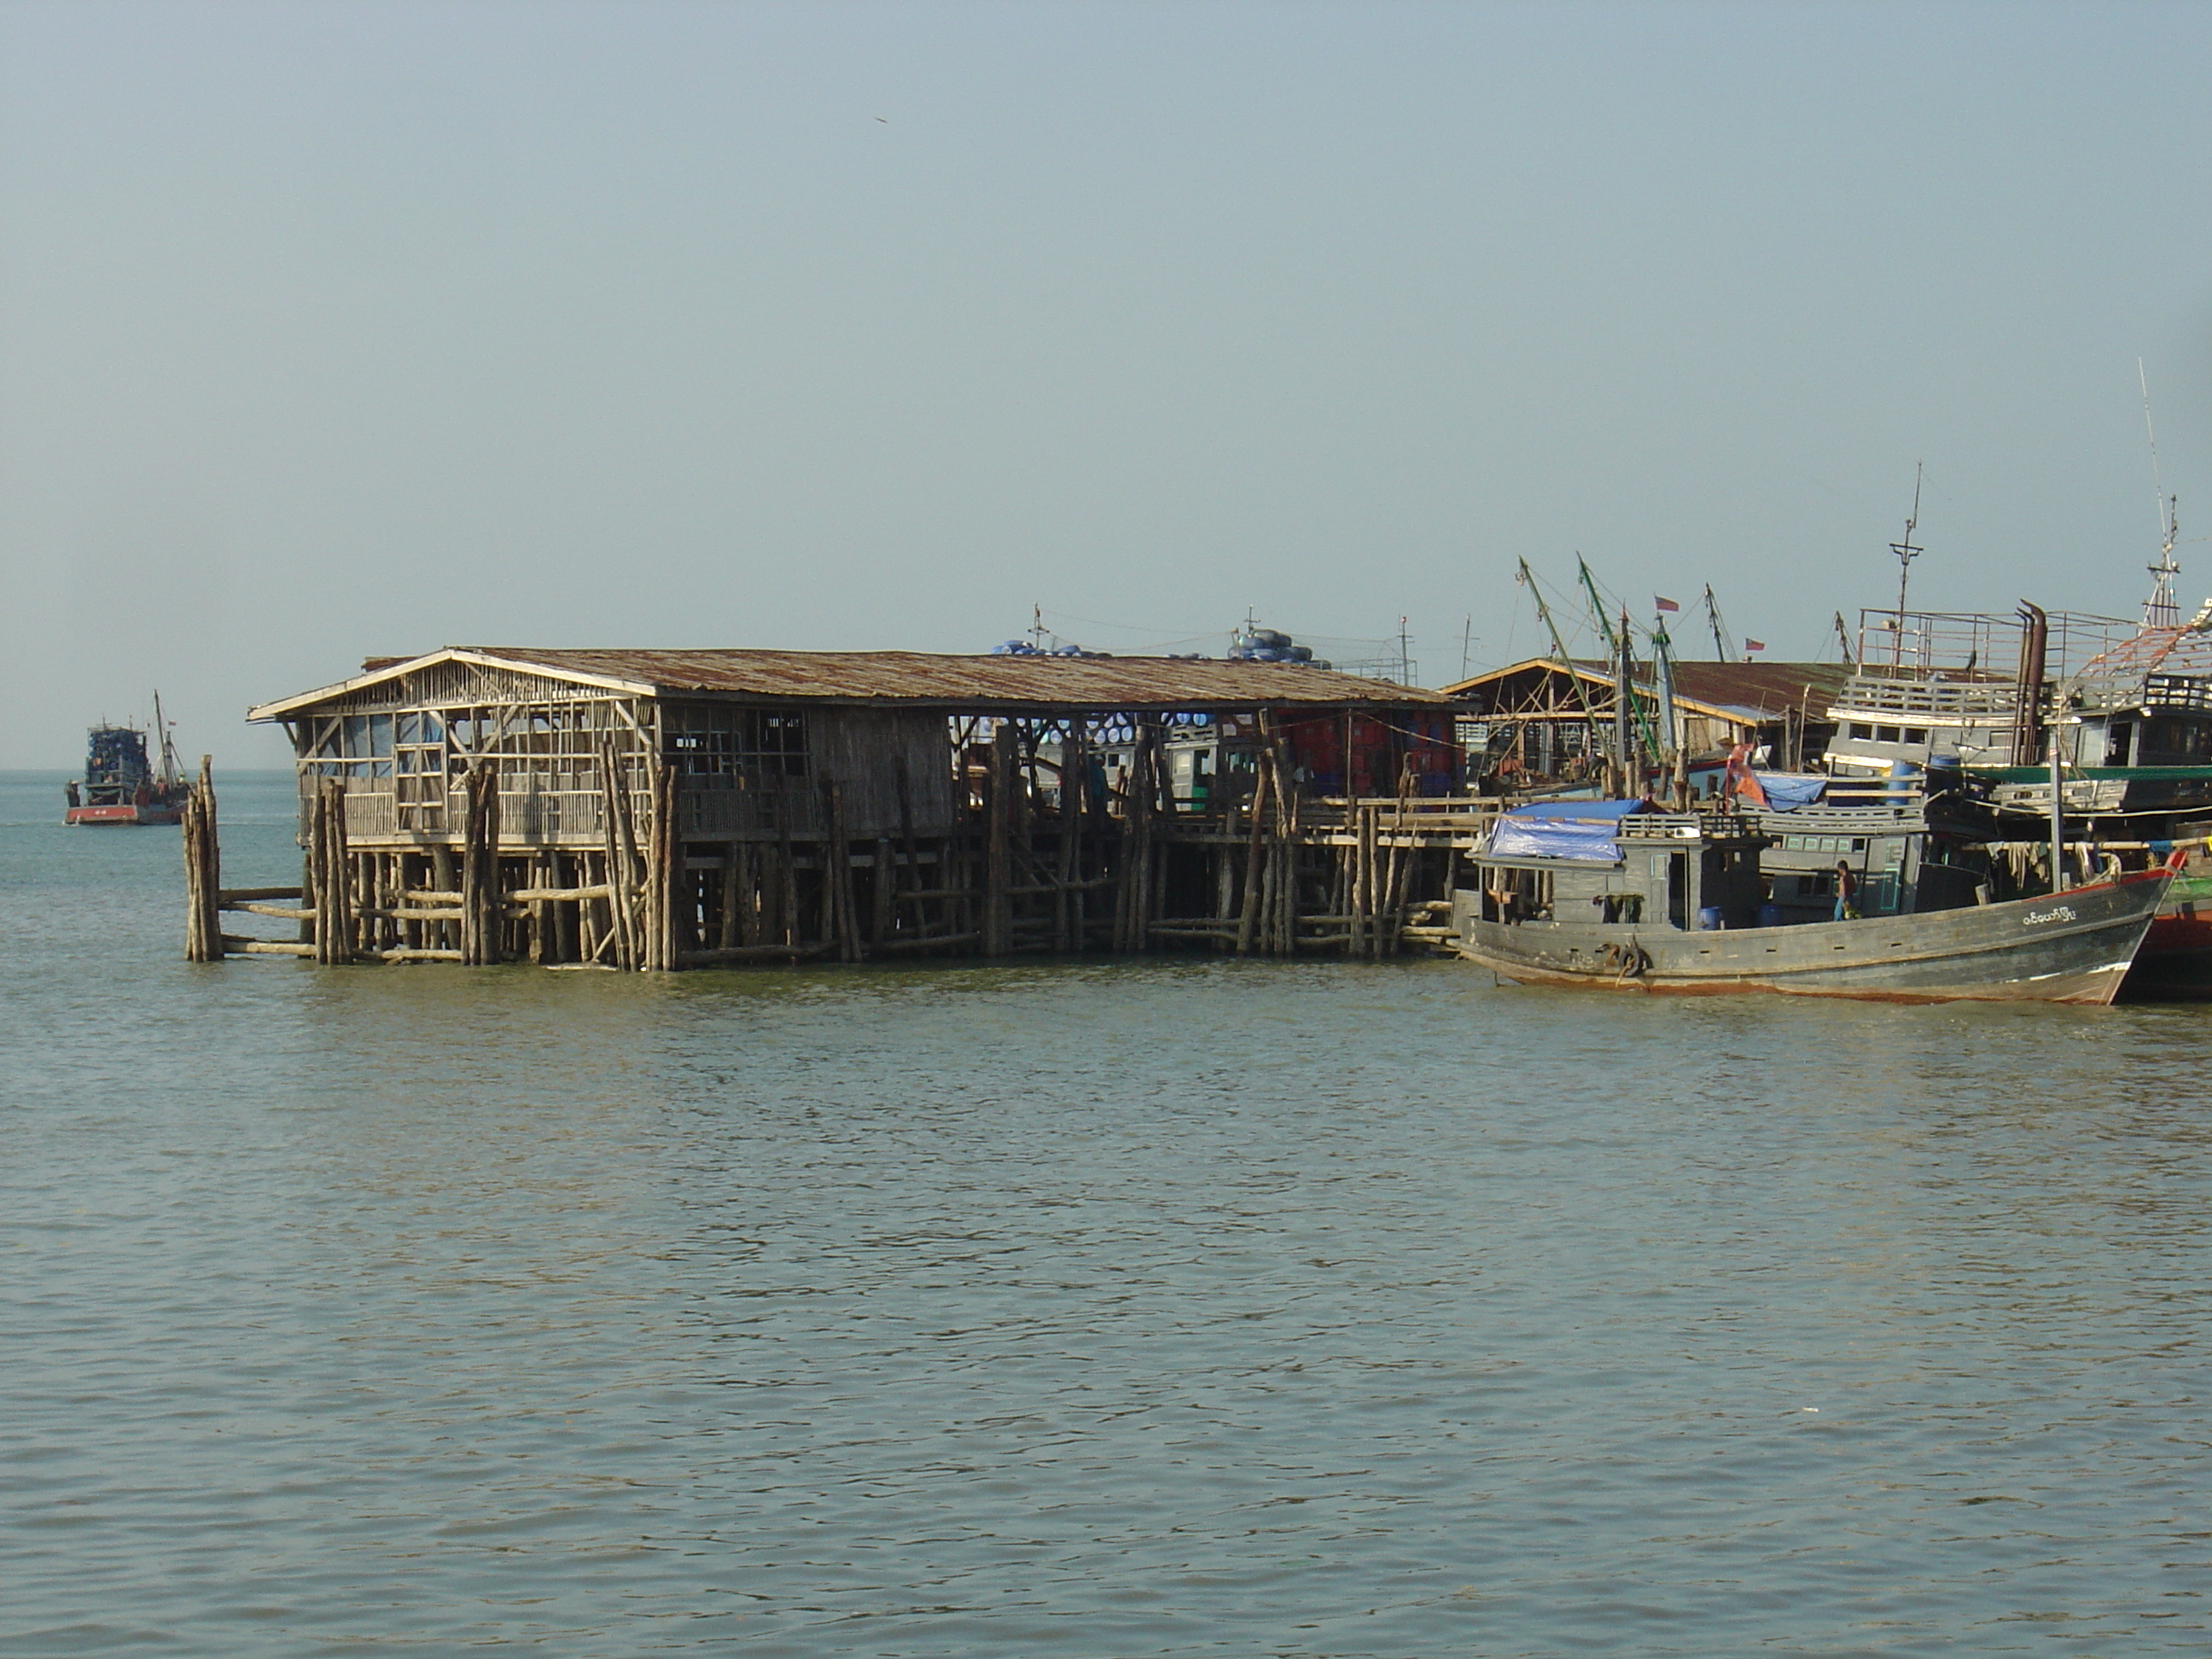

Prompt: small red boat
xmin=64 ymin=697 xmax=187 ymax=826
xmin=2126 ymin=867 xmax=2212 ymax=998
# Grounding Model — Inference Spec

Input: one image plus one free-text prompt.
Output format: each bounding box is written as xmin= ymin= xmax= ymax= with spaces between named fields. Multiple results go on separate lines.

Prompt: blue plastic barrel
xmin=1697 ymin=906 xmax=1724 ymax=931
xmin=1757 ymin=904 xmax=1785 ymax=928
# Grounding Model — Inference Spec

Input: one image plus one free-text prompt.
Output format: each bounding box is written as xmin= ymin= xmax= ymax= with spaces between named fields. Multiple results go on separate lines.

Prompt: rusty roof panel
xmin=401 ymin=647 xmax=1447 ymax=708
xmin=1666 ymin=661 xmax=1854 ymax=714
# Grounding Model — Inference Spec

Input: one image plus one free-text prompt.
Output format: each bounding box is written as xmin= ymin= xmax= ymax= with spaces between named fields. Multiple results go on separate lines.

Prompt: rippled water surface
xmin=5 ymin=771 xmax=2211 ymax=1656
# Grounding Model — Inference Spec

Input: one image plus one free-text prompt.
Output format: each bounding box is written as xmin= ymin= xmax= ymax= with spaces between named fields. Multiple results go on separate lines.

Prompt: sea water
xmin=4 ymin=771 xmax=2209 ymax=1656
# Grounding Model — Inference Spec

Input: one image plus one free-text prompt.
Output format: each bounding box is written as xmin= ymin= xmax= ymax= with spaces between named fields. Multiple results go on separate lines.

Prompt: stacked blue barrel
xmin=1227 ymin=627 xmax=1330 ymax=668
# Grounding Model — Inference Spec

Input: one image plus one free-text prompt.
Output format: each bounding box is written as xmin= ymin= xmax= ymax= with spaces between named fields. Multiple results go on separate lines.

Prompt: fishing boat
xmin=1452 ymin=800 xmax=2173 ymax=1004
xmin=2128 ymin=863 xmax=2212 ymax=998
xmin=63 ymin=696 xmax=187 ymax=826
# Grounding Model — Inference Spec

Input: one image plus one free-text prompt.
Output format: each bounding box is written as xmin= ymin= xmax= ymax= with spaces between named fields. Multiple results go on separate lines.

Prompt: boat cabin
xmin=1465 ymin=803 xmax=1768 ymax=933
xmin=1464 ymin=797 xmax=1989 ymax=938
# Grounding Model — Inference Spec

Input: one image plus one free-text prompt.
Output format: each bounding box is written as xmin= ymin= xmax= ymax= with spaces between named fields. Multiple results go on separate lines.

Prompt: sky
xmin=3 ymin=0 xmax=2210 ymax=768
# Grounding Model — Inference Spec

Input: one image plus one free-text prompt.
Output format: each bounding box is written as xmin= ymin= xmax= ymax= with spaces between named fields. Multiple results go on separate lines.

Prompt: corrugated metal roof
xmin=251 ymin=646 xmax=1450 ymax=720
xmin=1444 ymin=657 xmax=1852 ymax=719
xmin=1667 ymin=661 xmax=1854 ymax=714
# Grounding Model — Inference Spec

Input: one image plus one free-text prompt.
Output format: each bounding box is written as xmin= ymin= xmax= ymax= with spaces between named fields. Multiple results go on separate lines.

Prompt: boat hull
xmin=2124 ymin=876 xmax=2212 ymax=998
xmin=1452 ymin=870 xmax=2170 ymax=1006
xmin=65 ymin=803 xmax=182 ymax=826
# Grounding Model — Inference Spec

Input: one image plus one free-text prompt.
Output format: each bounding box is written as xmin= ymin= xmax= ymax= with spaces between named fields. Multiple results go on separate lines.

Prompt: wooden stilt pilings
xmin=460 ymin=760 xmax=501 ymax=966
xmin=311 ymin=777 xmax=355 ymax=964
xmin=984 ymin=724 xmax=1014 ymax=957
xmin=182 ymin=756 xmax=222 ymax=962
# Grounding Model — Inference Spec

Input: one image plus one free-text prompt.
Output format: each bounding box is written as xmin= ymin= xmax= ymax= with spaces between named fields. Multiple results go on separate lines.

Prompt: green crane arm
xmin=1576 ymin=556 xmax=1668 ymax=767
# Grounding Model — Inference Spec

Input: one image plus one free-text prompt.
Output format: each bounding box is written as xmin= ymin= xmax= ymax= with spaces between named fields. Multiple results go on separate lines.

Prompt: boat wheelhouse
xmin=1820 ymin=607 xmax=2131 ymax=782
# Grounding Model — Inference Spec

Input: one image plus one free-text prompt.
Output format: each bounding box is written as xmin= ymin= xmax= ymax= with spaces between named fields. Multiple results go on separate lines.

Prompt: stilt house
xmin=235 ymin=647 xmax=1461 ymax=969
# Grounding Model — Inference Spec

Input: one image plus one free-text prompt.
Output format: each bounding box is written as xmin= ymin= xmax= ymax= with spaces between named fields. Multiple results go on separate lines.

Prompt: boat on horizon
xmin=63 ymin=696 xmax=187 ymax=826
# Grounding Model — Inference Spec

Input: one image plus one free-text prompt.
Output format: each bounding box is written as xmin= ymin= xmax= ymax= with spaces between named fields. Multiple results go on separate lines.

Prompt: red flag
xmin=1654 ymin=596 xmax=1679 ymax=613
xmin=1743 ymin=638 xmax=1766 ymax=653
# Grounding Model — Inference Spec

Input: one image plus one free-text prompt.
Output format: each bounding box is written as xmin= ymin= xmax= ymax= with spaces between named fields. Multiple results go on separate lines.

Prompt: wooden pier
xmin=201 ymin=648 xmax=1489 ymax=969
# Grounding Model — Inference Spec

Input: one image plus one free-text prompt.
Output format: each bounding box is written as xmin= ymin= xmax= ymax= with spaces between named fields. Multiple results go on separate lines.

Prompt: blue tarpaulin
xmin=1748 ymin=772 xmax=1827 ymax=811
xmin=1487 ymin=800 xmax=1647 ymax=863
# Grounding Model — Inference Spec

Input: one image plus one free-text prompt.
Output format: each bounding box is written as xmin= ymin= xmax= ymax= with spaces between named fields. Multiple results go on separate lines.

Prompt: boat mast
xmin=153 ymin=690 xmax=183 ymax=790
xmin=2139 ymin=360 xmax=2181 ymax=629
xmin=1651 ymin=602 xmax=1686 ymax=805
xmin=1576 ymin=557 xmax=1634 ymax=790
xmin=1702 ymin=585 xmax=1737 ymax=662
xmin=1517 ymin=559 xmax=1595 ymax=777
xmin=1889 ymin=463 xmax=1924 ymax=667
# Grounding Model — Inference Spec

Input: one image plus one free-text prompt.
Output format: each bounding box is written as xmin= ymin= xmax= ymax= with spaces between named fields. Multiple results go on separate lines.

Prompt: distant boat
xmin=1450 ymin=800 xmax=2172 ymax=1005
xmin=64 ymin=695 xmax=187 ymax=826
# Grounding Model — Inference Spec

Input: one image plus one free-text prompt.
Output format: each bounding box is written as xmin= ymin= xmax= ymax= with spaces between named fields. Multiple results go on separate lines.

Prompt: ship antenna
xmin=2139 ymin=359 xmax=2180 ymax=627
xmin=1889 ymin=461 xmax=1924 ymax=666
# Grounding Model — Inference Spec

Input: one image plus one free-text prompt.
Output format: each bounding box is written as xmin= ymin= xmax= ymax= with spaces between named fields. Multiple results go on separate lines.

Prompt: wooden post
xmin=429 ymin=846 xmax=456 ymax=952
xmin=646 ymin=760 xmax=677 ymax=970
xmin=824 ymin=777 xmax=862 ymax=962
xmin=985 ymin=724 xmax=1014 ymax=956
xmin=1136 ymin=720 xmax=1161 ymax=950
xmin=873 ymin=835 xmax=894 ymax=947
xmin=1270 ymin=725 xmax=1296 ymax=955
xmin=1377 ymin=759 xmax=1414 ymax=958
xmin=460 ymin=760 xmax=500 ymax=966
xmin=306 ymin=784 xmax=327 ymax=955
xmin=482 ymin=761 xmax=503 ymax=963
xmin=894 ymin=752 xmax=923 ymax=941
xmin=297 ymin=783 xmax=318 ymax=948
xmin=719 ymin=841 xmax=742 ymax=949
xmin=579 ymin=852 xmax=602 ymax=963
xmin=600 ymin=737 xmax=643 ymax=969
xmin=182 ymin=755 xmax=222 ymax=961
xmin=316 ymin=777 xmax=355 ymax=965
xmin=771 ymin=789 xmax=800 ymax=949
xmin=1060 ymin=723 xmax=1086 ymax=952
xmin=1213 ymin=771 xmax=1238 ymax=953
xmin=1235 ymin=758 xmax=1270 ymax=956
xmin=555 ymin=853 xmax=579 ymax=963
xmin=1344 ymin=805 xmax=1362 ymax=959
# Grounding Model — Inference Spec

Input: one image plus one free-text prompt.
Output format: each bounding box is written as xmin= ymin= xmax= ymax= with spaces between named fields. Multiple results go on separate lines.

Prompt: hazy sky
xmin=4 ymin=0 xmax=2210 ymax=766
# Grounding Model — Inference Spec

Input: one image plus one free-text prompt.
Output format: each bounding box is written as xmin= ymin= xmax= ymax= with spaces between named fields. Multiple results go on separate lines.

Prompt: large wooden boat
xmin=1452 ymin=802 xmax=2171 ymax=1005
xmin=63 ymin=700 xmax=186 ymax=826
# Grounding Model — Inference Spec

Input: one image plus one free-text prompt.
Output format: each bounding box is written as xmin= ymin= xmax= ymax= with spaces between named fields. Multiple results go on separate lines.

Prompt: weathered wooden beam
xmin=870 ymin=931 xmax=981 ymax=953
xmin=223 ymin=936 xmax=315 ymax=957
xmin=676 ymin=942 xmax=838 ymax=966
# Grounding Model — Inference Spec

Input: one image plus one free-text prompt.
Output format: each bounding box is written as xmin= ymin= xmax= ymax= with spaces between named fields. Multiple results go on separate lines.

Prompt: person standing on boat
xmin=1833 ymin=860 xmax=1860 ymax=922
